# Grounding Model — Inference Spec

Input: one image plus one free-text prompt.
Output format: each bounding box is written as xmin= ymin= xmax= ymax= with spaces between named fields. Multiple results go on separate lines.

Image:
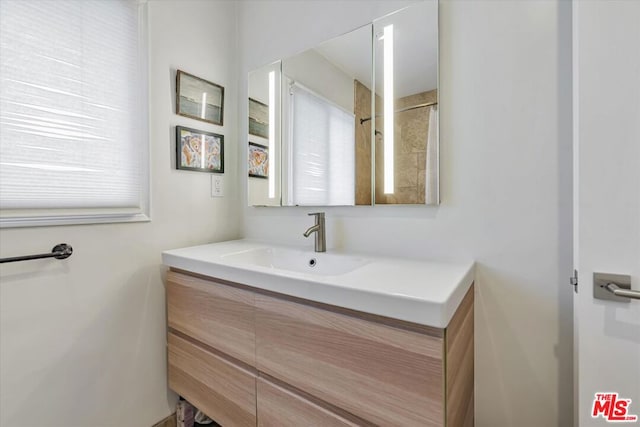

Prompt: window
xmin=0 ymin=0 xmax=149 ymax=227
xmin=286 ymin=81 xmax=355 ymax=206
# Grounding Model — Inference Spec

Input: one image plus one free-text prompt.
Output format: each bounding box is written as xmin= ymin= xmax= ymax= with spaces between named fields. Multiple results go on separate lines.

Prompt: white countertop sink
xmin=221 ymin=246 xmax=369 ymax=276
xmin=162 ymin=239 xmax=475 ymax=328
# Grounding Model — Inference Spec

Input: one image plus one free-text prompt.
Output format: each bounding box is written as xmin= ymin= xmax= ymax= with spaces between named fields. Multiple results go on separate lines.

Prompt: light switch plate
xmin=212 ymin=175 xmax=224 ymax=197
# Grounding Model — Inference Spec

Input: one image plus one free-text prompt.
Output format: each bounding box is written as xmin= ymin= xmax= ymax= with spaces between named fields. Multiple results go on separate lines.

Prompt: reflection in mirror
xmin=281 ymin=24 xmax=373 ymax=206
xmin=248 ymin=61 xmax=281 ymax=206
xmin=246 ymin=2 xmax=438 ymax=208
xmin=372 ymin=1 xmax=439 ymax=205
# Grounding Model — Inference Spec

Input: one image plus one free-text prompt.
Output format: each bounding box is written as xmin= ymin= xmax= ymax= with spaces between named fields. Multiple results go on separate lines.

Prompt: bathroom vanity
xmin=163 ymin=240 xmax=474 ymax=427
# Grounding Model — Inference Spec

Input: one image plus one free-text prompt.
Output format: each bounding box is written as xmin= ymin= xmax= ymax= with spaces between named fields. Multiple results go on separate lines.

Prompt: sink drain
xmin=308 ymin=258 xmax=317 ymax=268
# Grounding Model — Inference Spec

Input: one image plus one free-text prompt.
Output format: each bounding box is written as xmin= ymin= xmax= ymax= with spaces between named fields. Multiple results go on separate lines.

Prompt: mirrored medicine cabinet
xmin=247 ymin=0 xmax=438 ymax=207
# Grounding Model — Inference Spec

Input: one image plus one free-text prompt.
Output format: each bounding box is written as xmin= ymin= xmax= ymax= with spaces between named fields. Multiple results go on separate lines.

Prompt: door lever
xmin=603 ymin=282 xmax=640 ymax=300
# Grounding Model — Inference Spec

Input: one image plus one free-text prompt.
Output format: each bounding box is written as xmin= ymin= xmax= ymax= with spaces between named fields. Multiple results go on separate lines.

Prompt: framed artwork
xmin=248 ymin=142 xmax=269 ymax=178
xmin=176 ymin=126 xmax=224 ymax=173
xmin=176 ymin=70 xmax=224 ymax=125
xmin=248 ymin=98 xmax=269 ymax=139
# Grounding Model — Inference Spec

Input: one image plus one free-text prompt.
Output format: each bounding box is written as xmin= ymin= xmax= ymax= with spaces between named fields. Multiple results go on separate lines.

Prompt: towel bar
xmin=0 ymin=243 xmax=73 ymax=264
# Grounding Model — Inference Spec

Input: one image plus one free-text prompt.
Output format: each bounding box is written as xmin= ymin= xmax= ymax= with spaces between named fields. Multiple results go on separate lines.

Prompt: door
xmin=574 ymin=1 xmax=640 ymax=426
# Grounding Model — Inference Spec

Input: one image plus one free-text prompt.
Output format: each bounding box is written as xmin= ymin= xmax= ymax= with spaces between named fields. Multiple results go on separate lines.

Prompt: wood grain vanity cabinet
xmin=167 ymin=271 xmax=255 ymax=366
xmin=166 ymin=269 xmax=474 ymax=427
xmin=257 ymin=377 xmax=363 ymax=427
xmin=167 ymin=333 xmax=257 ymax=427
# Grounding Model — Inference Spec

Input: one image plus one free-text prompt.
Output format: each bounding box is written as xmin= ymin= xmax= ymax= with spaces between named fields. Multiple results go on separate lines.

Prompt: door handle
xmin=593 ymin=273 xmax=639 ymax=302
xmin=603 ymin=282 xmax=640 ymax=300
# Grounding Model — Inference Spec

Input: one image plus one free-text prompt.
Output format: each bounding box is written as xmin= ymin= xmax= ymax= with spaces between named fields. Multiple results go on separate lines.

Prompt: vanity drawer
xmin=168 ymin=333 xmax=256 ymax=427
xmin=257 ymin=377 xmax=363 ymax=427
xmin=255 ymin=294 xmax=445 ymax=426
xmin=167 ymin=271 xmax=255 ymax=365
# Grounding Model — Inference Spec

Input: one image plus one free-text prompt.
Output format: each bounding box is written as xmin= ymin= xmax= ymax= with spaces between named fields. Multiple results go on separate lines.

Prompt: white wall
xmin=0 ymin=1 xmax=240 ymax=426
xmin=284 ymin=49 xmax=355 ymax=112
xmin=238 ymin=1 xmax=574 ymax=426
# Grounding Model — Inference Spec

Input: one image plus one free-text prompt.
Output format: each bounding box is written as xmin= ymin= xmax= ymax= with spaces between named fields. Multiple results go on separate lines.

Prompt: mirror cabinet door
xmin=248 ymin=61 xmax=282 ymax=206
xmin=373 ymin=1 xmax=439 ymax=205
xmin=281 ymin=24 xmax=373 ymax=206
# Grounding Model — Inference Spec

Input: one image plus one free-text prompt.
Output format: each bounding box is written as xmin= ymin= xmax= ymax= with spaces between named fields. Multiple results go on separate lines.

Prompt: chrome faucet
xmin=303 ymin=212 xmax=326 ymax=252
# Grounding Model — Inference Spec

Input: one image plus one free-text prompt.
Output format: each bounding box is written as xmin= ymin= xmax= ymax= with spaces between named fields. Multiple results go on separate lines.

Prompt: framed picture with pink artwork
xmin=248 ymin=142 xmax=268 ymax=178
xmin=176 ymin=126 xmax=224 ymax=173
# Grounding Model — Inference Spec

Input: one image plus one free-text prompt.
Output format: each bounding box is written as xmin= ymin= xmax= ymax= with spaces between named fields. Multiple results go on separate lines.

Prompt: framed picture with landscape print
xmin=176 ymin=70 xmax=224 ymax=125
xmin=248 ymin=98 xmax=269 ymax=139
xmin=176 ymin=126 xmax=224 ymax=173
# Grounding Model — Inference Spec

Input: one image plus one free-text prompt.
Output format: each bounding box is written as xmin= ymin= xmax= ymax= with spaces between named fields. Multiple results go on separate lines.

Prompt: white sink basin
xmin=162 ymin=239 xmax=475 ymax=327
xmin=221 ymin=247 xmax=368 ymax=276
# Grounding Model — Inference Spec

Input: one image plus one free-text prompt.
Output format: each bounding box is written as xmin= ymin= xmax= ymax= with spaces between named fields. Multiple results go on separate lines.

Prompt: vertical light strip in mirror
xmin=383 ymin=24 xmax=394 ymax=194
xmin=268 ymin=70 xmax=276 ymax=198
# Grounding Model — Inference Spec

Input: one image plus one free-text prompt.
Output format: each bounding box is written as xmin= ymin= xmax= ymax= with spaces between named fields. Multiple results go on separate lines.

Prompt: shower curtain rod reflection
xmin=360 ymin=101 xmax=438 ymax=124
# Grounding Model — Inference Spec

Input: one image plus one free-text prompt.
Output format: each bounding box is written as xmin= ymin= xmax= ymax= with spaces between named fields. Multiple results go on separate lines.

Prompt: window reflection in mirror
xmin=373 ymin=1 xmax=439 ymax=205
xmin=248 ymin=61 xmax=281 ymax=206
xmin=281 ymin=24 xmax=373 ymax=206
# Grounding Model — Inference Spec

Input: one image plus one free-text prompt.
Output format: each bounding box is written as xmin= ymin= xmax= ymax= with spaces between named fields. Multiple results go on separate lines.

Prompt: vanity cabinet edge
xmin=445 ymin=283 xmax=475 ymax=427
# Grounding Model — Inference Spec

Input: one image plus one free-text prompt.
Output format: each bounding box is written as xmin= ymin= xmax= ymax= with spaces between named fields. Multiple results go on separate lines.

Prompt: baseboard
xmin=152 ymin=413 xmax=176 ymax=427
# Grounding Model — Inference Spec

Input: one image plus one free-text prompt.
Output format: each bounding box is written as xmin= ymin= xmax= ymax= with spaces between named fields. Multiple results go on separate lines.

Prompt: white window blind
xmin=287 ymin=83 xmax=355 ymax=206
xmin=0 ymin=0 xmax=148 ymax=227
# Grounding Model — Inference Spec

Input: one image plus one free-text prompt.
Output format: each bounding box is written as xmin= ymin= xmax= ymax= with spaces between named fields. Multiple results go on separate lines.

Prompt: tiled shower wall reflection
xmin=355 ymin=80 xmax=437 ymax=205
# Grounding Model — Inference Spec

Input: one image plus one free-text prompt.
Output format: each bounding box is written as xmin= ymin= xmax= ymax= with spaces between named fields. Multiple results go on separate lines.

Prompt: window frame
xmin=0 ymin=1 xmax=150 ymax=229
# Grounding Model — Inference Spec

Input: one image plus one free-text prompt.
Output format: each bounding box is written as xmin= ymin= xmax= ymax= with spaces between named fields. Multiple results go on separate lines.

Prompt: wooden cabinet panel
xmin=255 ymin=294 xmax=445 ymax=426
xmin=167 ymin=271 xmax=255 ymax=365
xmin=445 ymin=285 xmax=474 ymax=427
xmin=257 ymin=377 xmax=363 ymax=427
xmin=167 ymin=333 xmax=256 ymax=427
xmin=165 ymin=270 xmax=474 ymax=427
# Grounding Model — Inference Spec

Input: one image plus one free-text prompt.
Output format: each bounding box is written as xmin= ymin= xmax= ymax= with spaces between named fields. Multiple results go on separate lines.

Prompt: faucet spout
xmin=304 ymin=212 xmax=326 ymax=252
xmin=303 ymin=224 xmax=320 ymax=238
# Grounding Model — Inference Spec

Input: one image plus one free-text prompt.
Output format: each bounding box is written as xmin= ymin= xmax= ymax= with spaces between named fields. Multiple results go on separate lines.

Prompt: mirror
xmin=281 ymin=24 xmax=372 ymax=206
xmin=248 ymin=61 xmax=281 ymax=206
xmin=247 ymin=1 xmax=438 ymax=207
xmin=373 ymin=1 xmax=438 ymax=204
